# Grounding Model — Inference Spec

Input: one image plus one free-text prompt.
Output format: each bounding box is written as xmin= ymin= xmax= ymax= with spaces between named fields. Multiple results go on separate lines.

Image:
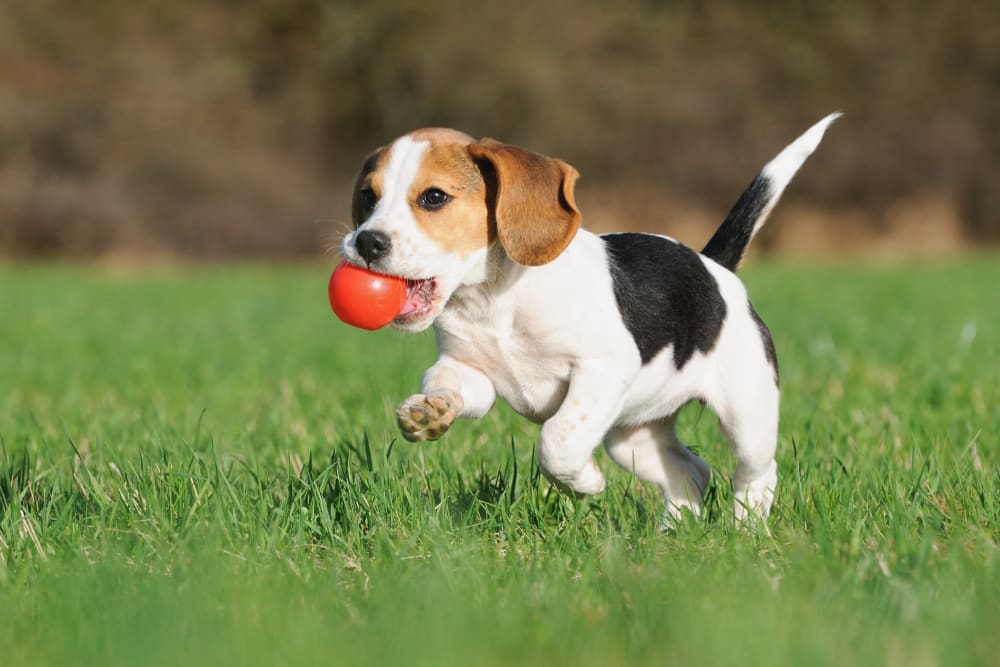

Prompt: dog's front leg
xmin=538 ymin=366 xmax=630 ymax=496
xmin=396 ymin=356 xmax=496 ymax=442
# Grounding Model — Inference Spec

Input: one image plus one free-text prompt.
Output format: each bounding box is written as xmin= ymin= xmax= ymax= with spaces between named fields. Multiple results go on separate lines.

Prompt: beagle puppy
xmin=341 ymin=115 xmax=839 ymax=523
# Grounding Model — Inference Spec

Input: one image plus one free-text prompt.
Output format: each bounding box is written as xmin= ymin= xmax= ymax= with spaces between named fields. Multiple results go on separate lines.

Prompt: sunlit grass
xmin=1 ymin=258 xmax=997 ymax=666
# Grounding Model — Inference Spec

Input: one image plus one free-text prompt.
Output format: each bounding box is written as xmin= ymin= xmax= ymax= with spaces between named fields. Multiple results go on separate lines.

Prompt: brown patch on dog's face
xmin=404 ymin=128 xmax=495 ymax=256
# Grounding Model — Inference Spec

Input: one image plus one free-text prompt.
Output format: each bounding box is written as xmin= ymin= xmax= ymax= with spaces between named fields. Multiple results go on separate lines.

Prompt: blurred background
xmin=1 ymin=0 xmax=997 ymax=261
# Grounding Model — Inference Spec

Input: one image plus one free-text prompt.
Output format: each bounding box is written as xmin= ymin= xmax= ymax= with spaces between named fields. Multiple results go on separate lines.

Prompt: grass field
xmin=1 ymin=258 xmax=997 ymax=666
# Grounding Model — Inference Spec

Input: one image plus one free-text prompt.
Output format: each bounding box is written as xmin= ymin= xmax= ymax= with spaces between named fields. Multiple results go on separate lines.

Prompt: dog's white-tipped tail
xmin=761 ymin=112 xmax=842 ymax=198
xmin=702 ymin=112 xmax=842 ymax=271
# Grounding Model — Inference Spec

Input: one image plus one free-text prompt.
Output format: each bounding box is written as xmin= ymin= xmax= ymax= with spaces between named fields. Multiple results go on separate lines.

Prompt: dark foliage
xmin=1 ymin=0 xmax=997 ymax=258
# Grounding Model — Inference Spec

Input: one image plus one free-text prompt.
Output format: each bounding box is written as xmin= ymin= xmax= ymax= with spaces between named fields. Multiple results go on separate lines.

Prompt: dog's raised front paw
xmin=396 ymin=391 xmax=462 ymax=442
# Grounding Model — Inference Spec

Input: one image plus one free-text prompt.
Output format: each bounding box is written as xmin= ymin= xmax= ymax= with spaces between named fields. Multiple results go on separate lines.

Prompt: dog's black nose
xmin=354 ymin=230 xmax=391 ymax=266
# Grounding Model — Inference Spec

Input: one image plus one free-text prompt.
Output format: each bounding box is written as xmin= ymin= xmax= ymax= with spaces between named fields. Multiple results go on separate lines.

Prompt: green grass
xmin=1 ymin=258 xmax=998 ymax=666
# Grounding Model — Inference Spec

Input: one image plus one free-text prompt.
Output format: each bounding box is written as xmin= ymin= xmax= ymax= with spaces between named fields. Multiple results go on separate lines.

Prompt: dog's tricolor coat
xmin=341 ymin=115 xmax=839 ymax=523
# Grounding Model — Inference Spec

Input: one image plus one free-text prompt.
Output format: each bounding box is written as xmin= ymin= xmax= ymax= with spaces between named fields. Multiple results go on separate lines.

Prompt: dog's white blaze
xmin=379 ymin=136 xmax=429 ymax=215
xmin=342 ymin=136 xmax=432 ymax=273
xmin=353 ymin=136 xmax=450 ymax=281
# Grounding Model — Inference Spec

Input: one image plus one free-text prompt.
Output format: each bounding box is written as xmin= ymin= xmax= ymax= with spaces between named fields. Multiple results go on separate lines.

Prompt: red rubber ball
xmin=328 ymin=261 xmax=408 ymax=331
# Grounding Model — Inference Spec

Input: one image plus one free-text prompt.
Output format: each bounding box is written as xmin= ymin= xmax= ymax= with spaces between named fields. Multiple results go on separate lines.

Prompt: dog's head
xmin=341 ymin=128 xmax=580 ymax=332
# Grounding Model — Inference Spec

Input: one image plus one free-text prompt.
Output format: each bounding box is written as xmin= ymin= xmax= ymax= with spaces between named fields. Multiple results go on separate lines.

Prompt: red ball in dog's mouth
xmin=328 ymin=261 xmax=436 ymax=330
xmin=328 ymin=261 xmax=406 ymax=330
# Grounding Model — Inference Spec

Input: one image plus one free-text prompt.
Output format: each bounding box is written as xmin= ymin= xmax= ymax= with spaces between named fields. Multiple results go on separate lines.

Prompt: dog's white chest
xmin=436 ymin=308 xmax=571 ymax=423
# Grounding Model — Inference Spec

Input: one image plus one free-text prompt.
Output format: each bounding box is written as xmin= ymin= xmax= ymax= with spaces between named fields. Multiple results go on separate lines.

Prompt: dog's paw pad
xmin=426 ymin=395 xmax=451 ymax=414
xmin=408 ymin=406 xmax=431 ymax=426
xmin=396 ymin=392 xmax=460 ymax=442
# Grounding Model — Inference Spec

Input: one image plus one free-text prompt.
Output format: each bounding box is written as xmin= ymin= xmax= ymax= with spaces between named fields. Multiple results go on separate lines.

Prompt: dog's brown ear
xmin=468 ymin=139 xmax=580 ymax=266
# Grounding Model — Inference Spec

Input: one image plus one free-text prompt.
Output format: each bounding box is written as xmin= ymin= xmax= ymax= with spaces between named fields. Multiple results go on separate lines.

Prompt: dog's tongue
xmin=398 ymin=280 xmax=430 ymax=316
xmin=398 ymin=292 xmax=420 ymax=316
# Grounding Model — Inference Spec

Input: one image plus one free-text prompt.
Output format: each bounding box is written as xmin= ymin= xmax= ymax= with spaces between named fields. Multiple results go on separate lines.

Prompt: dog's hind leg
xmin=715 ymin=378 xmax=780 ymax=523
xmin=604 ymin=416 xmax=710 ymax=523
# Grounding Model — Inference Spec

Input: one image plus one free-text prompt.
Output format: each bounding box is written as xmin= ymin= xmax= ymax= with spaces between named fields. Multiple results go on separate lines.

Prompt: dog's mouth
xmin=394 ymin=277 xmax=437 ymax=325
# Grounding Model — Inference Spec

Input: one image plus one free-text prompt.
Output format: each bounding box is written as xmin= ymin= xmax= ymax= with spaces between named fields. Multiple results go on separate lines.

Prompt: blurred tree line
xmin=0 ymin=0 xmax=997 ymax=258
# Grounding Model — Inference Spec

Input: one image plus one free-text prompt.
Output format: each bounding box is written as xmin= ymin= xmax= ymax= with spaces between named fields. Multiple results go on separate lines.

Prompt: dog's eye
xmin=359 ymin=188 xmax=378 ymax=218
xmin=417 ymin=187 xmax=452 ymax=211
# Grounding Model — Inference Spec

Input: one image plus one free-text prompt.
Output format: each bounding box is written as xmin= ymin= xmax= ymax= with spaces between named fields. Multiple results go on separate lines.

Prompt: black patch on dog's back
xmin=603 ymin=233 xmax=727 ymax=367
